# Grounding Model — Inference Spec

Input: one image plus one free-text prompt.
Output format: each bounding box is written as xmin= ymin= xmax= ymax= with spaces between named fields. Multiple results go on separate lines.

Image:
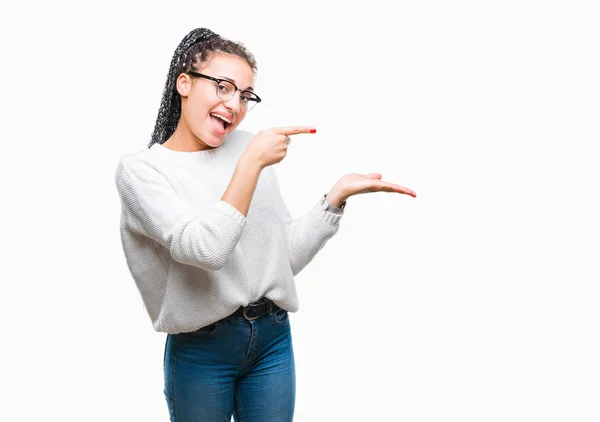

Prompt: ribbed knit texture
xmin=115 ymin=130 xmax=342 ymax=334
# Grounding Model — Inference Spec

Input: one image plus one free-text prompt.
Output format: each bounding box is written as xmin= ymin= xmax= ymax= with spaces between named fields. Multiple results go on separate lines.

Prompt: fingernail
xmin=310 ymin=129 xmax=317 ymax=133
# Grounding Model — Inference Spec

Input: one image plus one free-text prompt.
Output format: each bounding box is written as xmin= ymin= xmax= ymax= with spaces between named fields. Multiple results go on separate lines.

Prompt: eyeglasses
xmin=187 ymin=71 xmax=262 ymax=112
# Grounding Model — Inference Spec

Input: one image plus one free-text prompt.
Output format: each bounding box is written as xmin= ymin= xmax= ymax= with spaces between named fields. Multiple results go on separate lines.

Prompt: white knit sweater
xmin=115 ymin=130 xmax=343 ymax=334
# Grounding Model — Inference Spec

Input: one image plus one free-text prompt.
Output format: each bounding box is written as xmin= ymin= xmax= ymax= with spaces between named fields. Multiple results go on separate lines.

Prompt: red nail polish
xmin=310 ymin=129 xmax=317 ymax=133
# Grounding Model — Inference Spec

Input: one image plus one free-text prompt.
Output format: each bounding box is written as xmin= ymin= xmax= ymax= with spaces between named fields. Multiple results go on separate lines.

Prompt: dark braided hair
xmin=148 ymin=28 xmax=257 ymax=148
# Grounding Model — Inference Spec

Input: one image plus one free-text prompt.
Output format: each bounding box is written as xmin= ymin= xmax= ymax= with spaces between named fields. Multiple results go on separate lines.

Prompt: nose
xmin=224 ymin=91 xmax=243 ymax=114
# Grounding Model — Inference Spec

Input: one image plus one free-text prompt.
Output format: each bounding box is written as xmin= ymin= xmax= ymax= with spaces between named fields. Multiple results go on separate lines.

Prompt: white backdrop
xmin=1 ymin=1 xmax=599 ymax=421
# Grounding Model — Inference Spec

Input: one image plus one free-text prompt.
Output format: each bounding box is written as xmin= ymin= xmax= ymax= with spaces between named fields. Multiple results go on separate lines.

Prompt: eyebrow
xmin=217 ymin=76 xmax=254 ymax=91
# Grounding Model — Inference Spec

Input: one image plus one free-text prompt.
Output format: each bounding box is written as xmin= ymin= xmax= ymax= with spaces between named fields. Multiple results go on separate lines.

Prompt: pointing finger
xmin=274 ymin=126 xmax=317 ymax=136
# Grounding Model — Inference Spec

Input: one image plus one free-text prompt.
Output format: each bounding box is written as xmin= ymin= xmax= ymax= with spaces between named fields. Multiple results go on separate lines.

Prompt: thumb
xmin=363 ymin=173 xmax=382 ymax=179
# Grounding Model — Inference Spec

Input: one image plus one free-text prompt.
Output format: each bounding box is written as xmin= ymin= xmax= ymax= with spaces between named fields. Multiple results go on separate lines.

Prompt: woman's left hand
xmin=325 ymin=173 xmax=416 ymax=207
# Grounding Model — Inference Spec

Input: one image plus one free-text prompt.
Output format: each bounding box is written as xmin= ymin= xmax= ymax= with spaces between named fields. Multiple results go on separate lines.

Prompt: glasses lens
xmin=215 ymin=81 xmax=235 ymax=100
xmin=240 ymin=92 xmax=260 ymax=112
xmin=245 ymin=99 xmax=259 ymax=112
xmin=214 ymin=80 xmax=259 ymax=112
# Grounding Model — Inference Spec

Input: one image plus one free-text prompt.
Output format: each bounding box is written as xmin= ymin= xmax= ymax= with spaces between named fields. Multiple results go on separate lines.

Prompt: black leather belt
xmin=231 ymin=298 xmax=281 ymax=320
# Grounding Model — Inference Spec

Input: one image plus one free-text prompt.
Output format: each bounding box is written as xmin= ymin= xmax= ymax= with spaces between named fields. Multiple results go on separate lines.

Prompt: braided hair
xmin=148 ymin=28 xmax=257 ymax=148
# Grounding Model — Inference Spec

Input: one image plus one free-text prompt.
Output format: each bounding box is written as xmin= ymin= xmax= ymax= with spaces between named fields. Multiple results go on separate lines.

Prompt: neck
xmin=163 ymin=119 xmax=216 ymax=152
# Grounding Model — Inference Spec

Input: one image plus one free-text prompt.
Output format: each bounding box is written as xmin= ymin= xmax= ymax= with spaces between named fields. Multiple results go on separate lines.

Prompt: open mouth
xmin=210 ymin=112 xmax=232 ymax=133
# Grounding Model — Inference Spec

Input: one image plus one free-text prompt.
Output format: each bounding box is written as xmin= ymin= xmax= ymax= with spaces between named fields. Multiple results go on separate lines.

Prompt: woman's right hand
xmin=242 ymin=127 xmax=317 ymax=169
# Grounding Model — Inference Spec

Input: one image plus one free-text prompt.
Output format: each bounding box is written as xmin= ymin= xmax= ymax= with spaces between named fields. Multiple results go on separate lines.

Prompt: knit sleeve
xmin=267 ymin=167 xmax=342 ymax=276
xmin=116 ymin=158 xmax=246 ymax=271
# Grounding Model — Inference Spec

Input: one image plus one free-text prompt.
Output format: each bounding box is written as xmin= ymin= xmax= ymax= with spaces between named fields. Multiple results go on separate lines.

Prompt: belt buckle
xmin=242 ymin=299 xmax=269 ymax=321
xmin=242 ymin=305 xmax=261 ymax=321
xmin=243 ymin=303 xmax=261 ymax=321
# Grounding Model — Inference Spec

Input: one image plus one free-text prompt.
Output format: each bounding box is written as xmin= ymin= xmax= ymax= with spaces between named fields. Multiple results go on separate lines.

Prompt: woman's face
xmin=178 ymin=53 xmax=255 ymax=149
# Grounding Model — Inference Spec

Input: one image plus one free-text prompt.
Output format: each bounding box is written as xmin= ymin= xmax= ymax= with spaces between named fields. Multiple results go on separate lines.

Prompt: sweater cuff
xmin=314 ymin=199 xmax=343 ymax=225
xmin=213 ymin=200 xmax=247 ymax=226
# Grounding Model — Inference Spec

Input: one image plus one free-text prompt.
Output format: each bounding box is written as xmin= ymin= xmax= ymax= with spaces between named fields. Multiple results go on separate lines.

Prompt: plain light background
xmin=1 ymin=1 xmax=599 ymax=421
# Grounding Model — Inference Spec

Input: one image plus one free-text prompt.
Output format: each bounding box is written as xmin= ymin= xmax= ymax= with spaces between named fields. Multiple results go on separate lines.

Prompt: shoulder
xmin=228 ymin=129 xmax=254 ymax=141
xmin=115 ymin=146 xmax=164 ymax=187
xmin=224 ymin=129 xmax=254 ymax=150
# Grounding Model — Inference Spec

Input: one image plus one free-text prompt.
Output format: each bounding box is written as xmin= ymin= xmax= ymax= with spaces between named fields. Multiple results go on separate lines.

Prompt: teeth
xmin=211 ymin=113 xmax=232 ymax=124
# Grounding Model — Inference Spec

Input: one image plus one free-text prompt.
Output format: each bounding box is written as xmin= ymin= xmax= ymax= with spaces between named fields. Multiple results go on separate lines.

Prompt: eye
xmin=240 ymin=92 xmax=255 ymax=103
xmin=217 ymin=82 xmax=233 ymax=95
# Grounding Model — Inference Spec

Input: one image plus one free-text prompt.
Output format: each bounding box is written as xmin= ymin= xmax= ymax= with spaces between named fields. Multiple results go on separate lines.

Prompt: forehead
xmin=200 ymin=53 xmax=254 ymax=88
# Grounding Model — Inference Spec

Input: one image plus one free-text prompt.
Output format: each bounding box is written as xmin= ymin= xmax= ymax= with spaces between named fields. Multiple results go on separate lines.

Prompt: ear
xmin=176 ymin=73 xmax=192 ymax=97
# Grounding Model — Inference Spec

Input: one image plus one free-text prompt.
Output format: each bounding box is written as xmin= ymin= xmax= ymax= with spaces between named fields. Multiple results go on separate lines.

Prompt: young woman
xmin=115 ymin=27 xmax=416 ymax=421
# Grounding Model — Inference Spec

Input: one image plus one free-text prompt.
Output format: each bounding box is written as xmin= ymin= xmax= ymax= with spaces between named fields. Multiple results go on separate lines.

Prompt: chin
xmin=211 ymin=133 xmax=229 ymax=146
xmin=195 ymin=131 xmax=225 ymax=149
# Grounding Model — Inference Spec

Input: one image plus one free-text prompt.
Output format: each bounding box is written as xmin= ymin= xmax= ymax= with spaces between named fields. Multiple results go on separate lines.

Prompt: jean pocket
xmin=273 ymin=308 xmax=289 ymax=324
xmin=179 ymin=321 xmax=220 ymax=339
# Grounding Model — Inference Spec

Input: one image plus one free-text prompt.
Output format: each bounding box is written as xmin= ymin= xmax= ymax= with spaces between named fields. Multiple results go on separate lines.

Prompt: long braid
xmin=149 ymin=28 xmax=218 ymax=148
xmin=148 ymin=28 xmax=258 ymax=148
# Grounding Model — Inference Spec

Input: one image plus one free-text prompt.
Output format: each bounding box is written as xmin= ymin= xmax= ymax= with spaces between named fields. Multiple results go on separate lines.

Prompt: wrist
xmin=238 ymin=153 xmax=263 ymax=173
xmin=325 ymin=190 xmax=347 ymax=208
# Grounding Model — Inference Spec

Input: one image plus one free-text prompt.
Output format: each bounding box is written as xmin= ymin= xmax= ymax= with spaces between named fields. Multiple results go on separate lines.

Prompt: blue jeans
xmin=163 ymin=307 xmax=295 ymax=421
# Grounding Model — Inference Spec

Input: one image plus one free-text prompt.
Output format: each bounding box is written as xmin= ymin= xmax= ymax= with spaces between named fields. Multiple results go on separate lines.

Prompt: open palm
xmin=327 ymin=173 xmax=416 ymax=206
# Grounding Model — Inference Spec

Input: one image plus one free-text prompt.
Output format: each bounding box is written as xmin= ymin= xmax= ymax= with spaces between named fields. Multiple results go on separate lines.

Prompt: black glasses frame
xmin=187 ymin=71 xmax=262 ymax=106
